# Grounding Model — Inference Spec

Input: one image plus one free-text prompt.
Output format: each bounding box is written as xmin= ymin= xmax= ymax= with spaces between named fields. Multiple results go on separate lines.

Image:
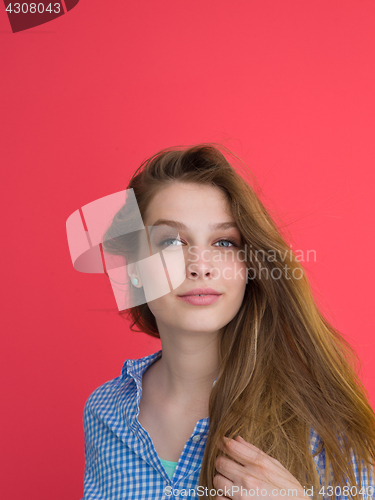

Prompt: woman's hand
xmin=213 ymin=436 xmax=307 ymax=500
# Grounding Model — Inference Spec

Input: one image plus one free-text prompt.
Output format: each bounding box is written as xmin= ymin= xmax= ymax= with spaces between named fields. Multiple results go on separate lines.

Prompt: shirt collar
xmin=121 ymin=349 xmax=163 ymax=384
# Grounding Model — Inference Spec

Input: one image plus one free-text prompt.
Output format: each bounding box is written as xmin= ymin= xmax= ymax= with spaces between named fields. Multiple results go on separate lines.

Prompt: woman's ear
xmin=127 ymin=262 xmax=143 ymax=288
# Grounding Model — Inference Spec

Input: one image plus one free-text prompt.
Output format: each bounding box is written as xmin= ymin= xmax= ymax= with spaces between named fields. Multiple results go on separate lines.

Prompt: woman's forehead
xmin=146 ymin=182 xmax=231 ymax=216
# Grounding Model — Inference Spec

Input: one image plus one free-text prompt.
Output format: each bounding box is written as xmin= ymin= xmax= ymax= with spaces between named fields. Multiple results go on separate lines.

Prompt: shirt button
xmin=192 ymin=434 xmax=201 ymax=443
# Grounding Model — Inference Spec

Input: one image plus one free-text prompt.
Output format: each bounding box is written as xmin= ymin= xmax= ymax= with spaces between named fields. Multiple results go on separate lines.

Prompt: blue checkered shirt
xmin=82 ymin=350 xmax=375 ymax=499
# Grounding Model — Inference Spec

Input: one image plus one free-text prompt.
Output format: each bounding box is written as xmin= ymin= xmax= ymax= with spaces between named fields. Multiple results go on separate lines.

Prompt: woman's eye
xmin=214 ymin=239 xmax=237 ymax=248
xmin=159 ymin=238 xmax=238 ymax=248
xmin=160 ymin=238 xmax=183 ymax=247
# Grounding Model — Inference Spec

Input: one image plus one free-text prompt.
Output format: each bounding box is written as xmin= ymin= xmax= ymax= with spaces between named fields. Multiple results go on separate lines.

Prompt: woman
xmin=82 ymin=144 xmax=375 ymax=500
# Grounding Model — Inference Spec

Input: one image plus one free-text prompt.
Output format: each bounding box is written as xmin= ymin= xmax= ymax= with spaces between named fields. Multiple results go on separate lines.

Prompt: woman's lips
xmin=177 ymin=294 xmax=222 ymax=305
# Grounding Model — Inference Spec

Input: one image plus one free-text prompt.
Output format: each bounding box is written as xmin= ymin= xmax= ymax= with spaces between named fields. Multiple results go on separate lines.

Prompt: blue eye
xmin=214 ymin=239 xmax=238 ymax=248
xmin=160 ymin=238 xmax=183 ymax=247
xmin=159 ymin=238 xmax=238 ymax=248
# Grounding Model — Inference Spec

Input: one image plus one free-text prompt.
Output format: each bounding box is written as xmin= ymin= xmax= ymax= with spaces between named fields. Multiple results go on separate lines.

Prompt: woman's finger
xmin=215 ymin=453 xmax=246 ymax=484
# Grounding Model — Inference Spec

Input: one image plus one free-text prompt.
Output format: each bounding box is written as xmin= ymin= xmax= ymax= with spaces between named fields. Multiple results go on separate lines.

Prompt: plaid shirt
xmin=82 ymin=350 xmax=375 ymax=500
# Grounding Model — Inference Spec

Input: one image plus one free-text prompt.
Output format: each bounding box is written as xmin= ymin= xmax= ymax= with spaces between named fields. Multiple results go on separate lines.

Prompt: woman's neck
xmin=152 ymin=330 xmax=220 ymax=411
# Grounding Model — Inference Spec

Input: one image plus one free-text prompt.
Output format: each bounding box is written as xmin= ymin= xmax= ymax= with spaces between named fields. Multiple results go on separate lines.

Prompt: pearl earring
xmin=132 ymin=277 xmax=139 ymax=286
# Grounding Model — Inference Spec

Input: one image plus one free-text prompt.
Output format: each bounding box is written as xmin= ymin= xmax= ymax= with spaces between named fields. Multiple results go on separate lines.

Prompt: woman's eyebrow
xmin=149 ymin=218 xmax=239 ymax=231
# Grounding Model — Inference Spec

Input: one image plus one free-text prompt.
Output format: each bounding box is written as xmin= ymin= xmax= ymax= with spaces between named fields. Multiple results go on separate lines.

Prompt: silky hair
xmin=102 ymin=144 xmax=375 ymax=500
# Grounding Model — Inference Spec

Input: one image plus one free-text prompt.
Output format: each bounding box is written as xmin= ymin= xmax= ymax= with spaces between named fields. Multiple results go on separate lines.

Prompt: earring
xmin=132 ymin=277 xmax=139 ymax=286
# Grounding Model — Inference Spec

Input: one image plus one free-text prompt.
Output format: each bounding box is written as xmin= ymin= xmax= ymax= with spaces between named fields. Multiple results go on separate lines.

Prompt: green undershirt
xmin=159 ymin=457 xmax=178 ymax=480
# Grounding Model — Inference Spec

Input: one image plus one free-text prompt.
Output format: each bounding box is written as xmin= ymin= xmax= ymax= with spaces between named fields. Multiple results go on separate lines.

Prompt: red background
xmin=1 ymin=1 xmax=375 ymax=499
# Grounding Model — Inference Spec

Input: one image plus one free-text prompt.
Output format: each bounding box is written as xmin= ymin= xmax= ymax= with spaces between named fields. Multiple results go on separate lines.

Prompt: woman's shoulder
xmin=82 ymin=363 xmax=131 ymax=418
xmin=83 ymin=350 xmax=162 ymax=414
xmin=84 ymin=374 xmax=124 ymax=410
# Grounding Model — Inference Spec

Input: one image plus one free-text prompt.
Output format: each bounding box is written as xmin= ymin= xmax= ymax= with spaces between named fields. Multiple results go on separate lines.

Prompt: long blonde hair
xmin=102 ymin=144 xmax=375 ymax=500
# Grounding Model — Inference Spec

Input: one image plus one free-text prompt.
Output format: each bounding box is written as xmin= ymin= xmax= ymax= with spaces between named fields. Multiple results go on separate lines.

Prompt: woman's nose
xmin=186 ymin=247 xmax=216 ymax=279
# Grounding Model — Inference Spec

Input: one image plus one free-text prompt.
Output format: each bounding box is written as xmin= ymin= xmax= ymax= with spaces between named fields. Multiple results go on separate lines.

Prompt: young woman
xmin=82 ymin=144 xmax=375 ymax=500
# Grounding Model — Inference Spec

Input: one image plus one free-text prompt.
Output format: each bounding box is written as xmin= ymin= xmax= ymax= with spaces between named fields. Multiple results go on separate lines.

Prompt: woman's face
xmin=138 ymin=182 xmax=248 ymax=337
